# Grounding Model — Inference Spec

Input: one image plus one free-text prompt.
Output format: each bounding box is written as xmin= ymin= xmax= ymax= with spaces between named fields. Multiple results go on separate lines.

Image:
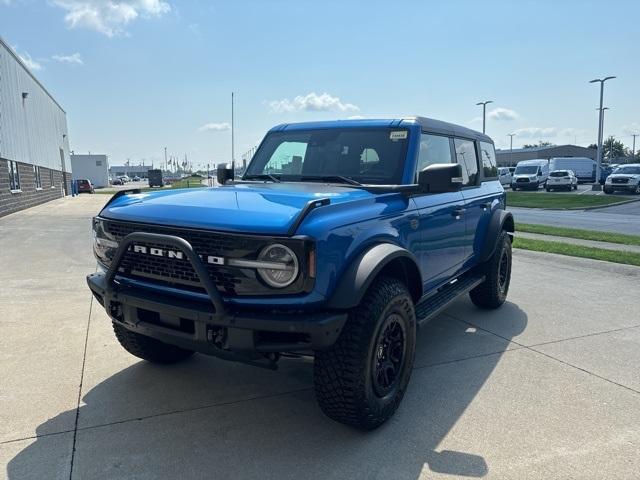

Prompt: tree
xmin=602 ymin=136 xmax=628 ymax=160
xmin=588 ymin=144 xmax=597 ymax=150
xmin=523 ymin=141 xmax=554 ymax=149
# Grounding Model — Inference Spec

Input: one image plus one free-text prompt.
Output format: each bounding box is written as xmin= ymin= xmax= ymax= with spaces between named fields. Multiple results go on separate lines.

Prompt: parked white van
xmin=548 ymin=157 xmax=595 ymax=183
xmin=511 ymin=159 xmax=549 ymax=190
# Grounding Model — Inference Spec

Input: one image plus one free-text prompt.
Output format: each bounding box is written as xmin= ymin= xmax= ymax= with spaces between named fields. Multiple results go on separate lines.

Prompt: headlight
xmin=256 ymin=243 xmax=299 ymax=288
xmin=92 ymin=217 xmax=118 ymax=266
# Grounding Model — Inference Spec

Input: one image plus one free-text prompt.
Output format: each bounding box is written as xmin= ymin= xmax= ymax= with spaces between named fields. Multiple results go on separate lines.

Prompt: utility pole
xmin=164 ymin=146 xmax=167 ymax=171
xmin=508 ymin=133 xmax=516 ymax=166
xmin=231 ymin=92 xmax=235 ymax=170
xmin=476 ymin=100 xmax=493 ymax=134
xmin=589 ymin=76 xmax=616 ymax=190
xmin=632 ymin=134 xmax=638 ymax=161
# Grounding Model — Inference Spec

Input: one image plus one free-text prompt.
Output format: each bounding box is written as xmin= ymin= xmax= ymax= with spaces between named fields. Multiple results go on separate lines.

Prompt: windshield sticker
xmin=390 ymin=131 xmax=408 ymax=140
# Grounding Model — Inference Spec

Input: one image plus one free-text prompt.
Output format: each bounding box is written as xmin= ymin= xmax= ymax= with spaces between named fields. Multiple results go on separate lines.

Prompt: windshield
xmin=244 ymin=128 xmax=410 ymax=185
xmin=550 ymin=171 xmax=569 ymax=177
xmin=515 ymin=165 xmax=539 ymax=175
xmin=614 ymin=166 xmax=640 ymax=175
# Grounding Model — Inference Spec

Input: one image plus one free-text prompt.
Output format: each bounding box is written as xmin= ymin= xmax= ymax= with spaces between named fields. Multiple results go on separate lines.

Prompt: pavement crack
xmin=72 ymin=387 xmax=314 ymax=434
xmin=450 ymin=314 xmax=640 ymax=396
xmin=526 ymin=347 xmax=640 ymax=396
xmin=68 ymin=294 xmax=94 ymax=480
xmin=526 ymin=324 xmax=640 ymax=348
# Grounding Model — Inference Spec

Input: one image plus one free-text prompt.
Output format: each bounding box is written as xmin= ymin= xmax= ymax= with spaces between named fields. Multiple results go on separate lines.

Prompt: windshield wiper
xmin=301 ymin=175 xmax=362 ymax=186
xmin=243 ymin=173 xmax=281 ymax=182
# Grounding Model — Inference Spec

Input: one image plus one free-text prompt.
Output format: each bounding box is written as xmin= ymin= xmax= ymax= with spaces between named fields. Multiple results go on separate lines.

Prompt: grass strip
xmin=516 ymin=223 xmax=640 ymax=247
xmin=513 ymin=237 xmax=640 ymax=267
xmin=506 ymin=191 xmax=634 ymax=209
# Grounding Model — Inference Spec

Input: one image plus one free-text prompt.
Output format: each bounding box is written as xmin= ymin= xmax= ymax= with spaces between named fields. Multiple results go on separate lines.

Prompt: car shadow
xmin=7 ymin=300 xmax=527 ymax=479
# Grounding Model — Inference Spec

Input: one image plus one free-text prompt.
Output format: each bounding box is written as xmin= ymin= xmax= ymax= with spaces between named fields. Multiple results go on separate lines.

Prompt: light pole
xmin=476 ymin=100 xmax=493 ymax=134
xmin=231 ymin=92 xmax=235 ymax=170
xmin=631 ymin=134 xmax=638 ymax=161
xmin=589 ymin=76 xmax=616 ymax=190
xmin=508 ymin=133 xmax=516 ymax=166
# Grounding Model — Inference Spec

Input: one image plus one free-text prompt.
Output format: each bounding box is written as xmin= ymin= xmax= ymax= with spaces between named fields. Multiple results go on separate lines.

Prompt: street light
xmin=631 ymin=134 xmax=638 ymax=161
xmin=508 ymin=133 xmax=516 ymax=166
xmin=476 ymin=100 xmax=493 ymax=134
xmin=589 ymin=76 xmax=616 ymax=190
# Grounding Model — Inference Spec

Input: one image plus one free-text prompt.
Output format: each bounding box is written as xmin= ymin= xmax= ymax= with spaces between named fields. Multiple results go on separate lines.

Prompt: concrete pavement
xmin=2 ymin=195 xmax=640 ymax=479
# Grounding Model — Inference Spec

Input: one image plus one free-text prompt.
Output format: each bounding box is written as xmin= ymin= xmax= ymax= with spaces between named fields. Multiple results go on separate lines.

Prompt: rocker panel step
xmin=415 ymin=273 xmax=485 ymax=325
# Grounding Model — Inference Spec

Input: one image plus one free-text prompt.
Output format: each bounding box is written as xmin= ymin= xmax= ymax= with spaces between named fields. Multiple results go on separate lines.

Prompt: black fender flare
xmin=327 ymin=243 xmax=422 ymax=310
xmin=479 ymin=209 xmax=514 ymax=263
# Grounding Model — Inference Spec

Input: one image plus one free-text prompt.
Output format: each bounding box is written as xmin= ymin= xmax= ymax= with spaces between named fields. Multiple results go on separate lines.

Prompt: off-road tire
xmin=470 ymin=230 xmax=512 ymax=309
xmin=113 ymin=323 xmax=195 ymax=364
xmin=314 ymin=277 xmax=416 ymax=430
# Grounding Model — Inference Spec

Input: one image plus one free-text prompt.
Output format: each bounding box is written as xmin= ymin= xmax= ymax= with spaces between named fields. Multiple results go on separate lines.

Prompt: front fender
xmin=479 ymin=209 xmax=514 ymax=263
xmin=327 ymin=243 xmax=421 ymax=310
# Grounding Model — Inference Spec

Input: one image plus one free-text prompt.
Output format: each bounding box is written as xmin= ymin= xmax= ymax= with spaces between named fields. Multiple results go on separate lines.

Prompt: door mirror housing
xmin=217 ymin=164 xmax=234 ymax=185
xmin=418 ymin=163 xmax=463 ymax=193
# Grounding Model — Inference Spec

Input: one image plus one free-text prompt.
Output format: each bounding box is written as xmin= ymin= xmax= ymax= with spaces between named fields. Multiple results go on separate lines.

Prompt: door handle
xmin=452 ymin=208 xmax=465 ymax=219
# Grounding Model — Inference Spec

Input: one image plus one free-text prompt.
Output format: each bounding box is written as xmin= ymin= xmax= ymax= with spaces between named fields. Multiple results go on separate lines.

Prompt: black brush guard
xmin=87 ymin=232 xmax=347 ymax=368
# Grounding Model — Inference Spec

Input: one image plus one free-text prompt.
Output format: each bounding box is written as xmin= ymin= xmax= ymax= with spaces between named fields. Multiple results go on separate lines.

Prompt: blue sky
xmin=2 ymin=0 xmax=639 ymax=169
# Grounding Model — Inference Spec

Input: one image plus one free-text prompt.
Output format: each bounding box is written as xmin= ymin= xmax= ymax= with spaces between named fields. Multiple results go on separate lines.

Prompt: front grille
xmin=516 ymin=178 xmax=530 ymax=183
xmin=612 ymin=178 xmax=629 ymax=184
xmin=101 ymin=219 xmax=311 ymax=296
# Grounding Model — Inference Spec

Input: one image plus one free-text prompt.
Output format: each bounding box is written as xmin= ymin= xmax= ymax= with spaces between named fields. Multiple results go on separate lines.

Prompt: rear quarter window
xmin=480 ymin=141 xmax=498 ymax=179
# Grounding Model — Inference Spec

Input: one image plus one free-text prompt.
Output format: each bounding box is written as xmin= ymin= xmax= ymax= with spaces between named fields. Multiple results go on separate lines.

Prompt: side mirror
xmin=418 ymin=163 xmax=463 ymax=193
xmin=217 ymin=164 xmax=234 ymax=185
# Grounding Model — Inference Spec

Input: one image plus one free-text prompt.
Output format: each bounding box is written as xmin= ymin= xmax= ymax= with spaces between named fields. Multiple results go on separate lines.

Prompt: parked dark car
xmin=110 ymin=178 xmax=123 ymax=186
xmin=87 ymin=117 xmax=513 ymax=430
xmin=76 ymin=179 xmax=95 ymax=194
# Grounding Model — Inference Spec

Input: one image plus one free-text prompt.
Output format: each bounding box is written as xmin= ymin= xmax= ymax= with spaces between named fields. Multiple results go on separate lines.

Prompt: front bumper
xmin=606 ymin=183 xmax=638 ymax=191
xmin=88 ymin=230 xmax=347 ymax=363
xmin=87 ymin=271 xmax=346 ymax=355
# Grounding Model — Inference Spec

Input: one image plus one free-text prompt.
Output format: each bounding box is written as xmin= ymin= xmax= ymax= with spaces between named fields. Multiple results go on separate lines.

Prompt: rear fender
xmin=479 ymin=210 xmax=514 ymax=263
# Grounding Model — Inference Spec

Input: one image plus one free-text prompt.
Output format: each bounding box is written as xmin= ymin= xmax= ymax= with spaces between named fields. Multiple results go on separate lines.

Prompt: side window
xmin=454 ymin=138 xmax=479 ymax=186
xmin=8 ymin=161 xmax=21 ymax=191
xmin=263 ymin=141 xmax=307 ymax=174
xmin=416 ymin=133 xmax=453 ymax=179
xmin=479 ymin=141 xmax=498 ymax=179
xmin=34 ymin=165 xmax=42 ymax=189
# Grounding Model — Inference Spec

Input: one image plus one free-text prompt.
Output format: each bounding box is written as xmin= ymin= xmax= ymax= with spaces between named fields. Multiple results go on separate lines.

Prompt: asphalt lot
xmin=508 ymin=205 xmax=640 ymax=234
xmin=1 ymin=195 xmax=640 ymax=479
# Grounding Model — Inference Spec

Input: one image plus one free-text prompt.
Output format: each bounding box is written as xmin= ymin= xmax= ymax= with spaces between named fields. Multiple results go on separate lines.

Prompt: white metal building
xmin=0 ymin=36 xmax=72 ymax=217
xmin=71 ymin=154 xmax=110 ymax=188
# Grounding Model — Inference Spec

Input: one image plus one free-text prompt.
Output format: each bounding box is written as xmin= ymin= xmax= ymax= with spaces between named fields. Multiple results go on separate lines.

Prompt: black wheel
xmin=113 ymin=323 xmax=195 ymax=364
xmin=470 ymin=230 xmax=512 ymax=309
xmin=314 ymin=277 xmax=416 ymax=430
xmin=546 ymin=188 xmax=550 ymax=192
xmin=603 ymin=187 xmax=612 ymax=195
xmin=512 ymin=186 xmax=517 ymax=191
xmin=635 ymin=184 xmax=640 ymax=195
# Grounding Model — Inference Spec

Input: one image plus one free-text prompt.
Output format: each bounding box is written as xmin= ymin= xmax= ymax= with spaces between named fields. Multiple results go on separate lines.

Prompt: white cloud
xmin=52 ymin=52 xmax=84 ymax=65
xmin=513 ymin=127 xmax=557 ymax=138
xmin=268 ymin=92 xmax=359 ymax=113
xmin=52 ymin=0 xmax=171 ymax=37
xmin=487 ymin=107 xmax=518 ymax=121
xmin=14 ymin=48 xmax=42 ymax=71
xmin=558 ymin=128 xmax=585 ymax=138
xmin=622 ymin=123 xmax=640 ymax=135
xmin=197 ymin=122 xmax=230 ymax=133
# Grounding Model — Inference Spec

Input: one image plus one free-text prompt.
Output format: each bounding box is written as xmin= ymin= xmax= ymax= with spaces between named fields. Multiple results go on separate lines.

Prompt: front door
xmin=413 ymin=133 xmax=467 ymax=290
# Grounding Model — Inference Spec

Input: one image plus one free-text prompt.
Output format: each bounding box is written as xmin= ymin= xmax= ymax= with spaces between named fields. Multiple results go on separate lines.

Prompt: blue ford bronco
xmin=87 ymin=117 xmax=514 ymax=429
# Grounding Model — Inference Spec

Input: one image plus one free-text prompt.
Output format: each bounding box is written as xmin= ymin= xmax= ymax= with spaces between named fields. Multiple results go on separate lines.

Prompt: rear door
xmin=455 ymin=138 xmax=499 ymax=265
xmin=412 ymin=133 xmax=467 ymax=290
